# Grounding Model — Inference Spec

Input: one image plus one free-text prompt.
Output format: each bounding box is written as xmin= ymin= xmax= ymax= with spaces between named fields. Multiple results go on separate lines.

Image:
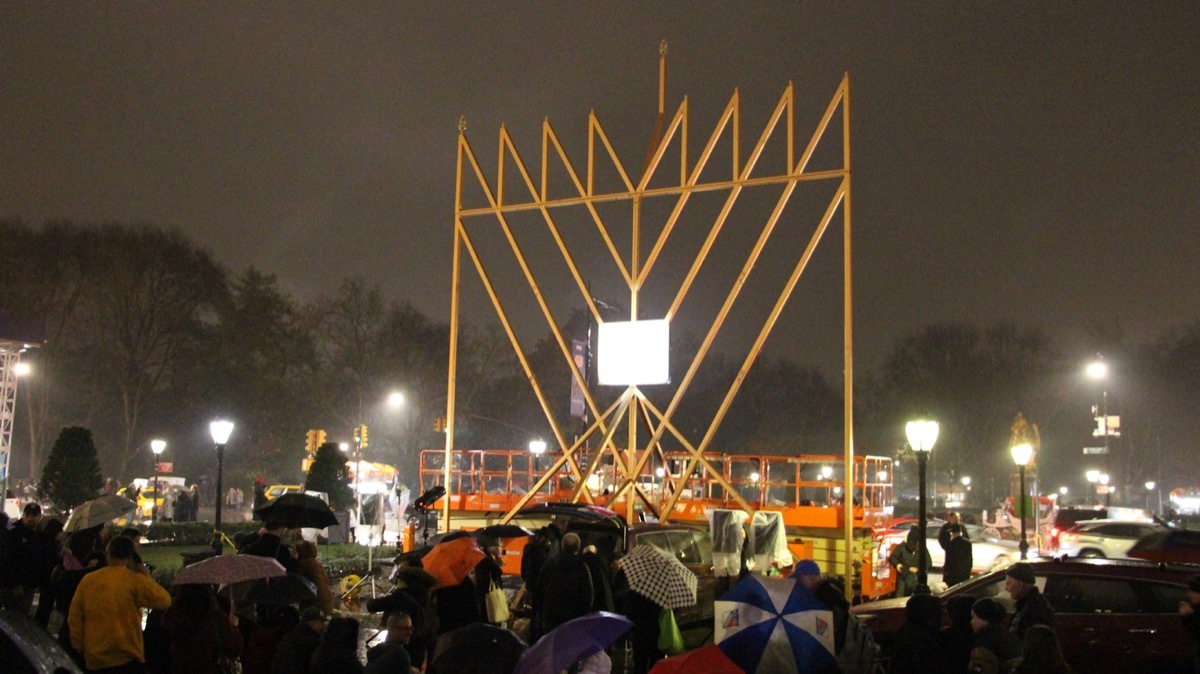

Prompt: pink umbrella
xmin=173 ymin=554 xmax=286 ymax=586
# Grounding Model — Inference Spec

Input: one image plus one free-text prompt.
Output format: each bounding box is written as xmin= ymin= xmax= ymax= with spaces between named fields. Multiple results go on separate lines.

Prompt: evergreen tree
xmin=304 ymin=442 xmax=353 ymax=510
xmin=38 ymin=426 xmax=104 ymax=512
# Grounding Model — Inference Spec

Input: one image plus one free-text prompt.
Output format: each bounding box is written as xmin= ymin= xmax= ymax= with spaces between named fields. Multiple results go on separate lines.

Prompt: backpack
xmin=836 ymin=613 xmax=884 ymax=673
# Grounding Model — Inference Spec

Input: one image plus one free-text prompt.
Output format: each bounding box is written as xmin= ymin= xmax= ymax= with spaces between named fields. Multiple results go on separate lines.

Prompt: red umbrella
xmin=650 ymin=644 xmax=744 ymax=674
xmin=423 ymin=535 xmax=487 ymax=589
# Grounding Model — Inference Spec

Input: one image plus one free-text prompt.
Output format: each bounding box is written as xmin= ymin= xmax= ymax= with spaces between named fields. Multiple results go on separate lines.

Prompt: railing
xmin=419 ymin=448 xmax=893 ymax=529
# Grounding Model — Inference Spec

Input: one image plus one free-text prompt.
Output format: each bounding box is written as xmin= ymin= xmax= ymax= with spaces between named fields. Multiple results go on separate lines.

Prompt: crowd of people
xmin=5 ymin=492 xmax=1200 ymax=674
xmin=885 ymin=562 xmax=1068 ymax=674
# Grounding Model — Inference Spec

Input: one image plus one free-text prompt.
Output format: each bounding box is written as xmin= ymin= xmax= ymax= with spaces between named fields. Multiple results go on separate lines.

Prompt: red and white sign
xmin=156 ymin=462 xmax=173 ymax=473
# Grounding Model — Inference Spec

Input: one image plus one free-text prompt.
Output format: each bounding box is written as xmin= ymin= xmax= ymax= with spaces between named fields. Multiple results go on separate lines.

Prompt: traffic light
xmin=315 ymin=429 xmax=327 ymax=448
xmin=434 ymin=417 xmax=444 ymax=432
xmin=305 ymin=430 xmax=318 ymax=454
xmin=360 ymin=424 xmax=368 ymax=448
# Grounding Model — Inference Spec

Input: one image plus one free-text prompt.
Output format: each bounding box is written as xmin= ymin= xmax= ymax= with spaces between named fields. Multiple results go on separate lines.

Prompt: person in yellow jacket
xmin=69 ymin=535 xmax=172 ymax=673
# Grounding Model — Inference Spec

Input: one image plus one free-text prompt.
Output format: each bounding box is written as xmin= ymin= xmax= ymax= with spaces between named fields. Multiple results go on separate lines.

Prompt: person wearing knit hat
xmin=790 ymin=559 xmax=852 ymax=654
xmin=969 ymin=598 xmax=1021 ymax=674
xmin=1005 ymin=562 xmax=1054 ymax=639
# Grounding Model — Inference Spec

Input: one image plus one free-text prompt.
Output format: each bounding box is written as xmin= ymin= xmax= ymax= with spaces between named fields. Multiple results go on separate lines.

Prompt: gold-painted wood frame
xmin=447 ymin=55 xmax=854 ymax=587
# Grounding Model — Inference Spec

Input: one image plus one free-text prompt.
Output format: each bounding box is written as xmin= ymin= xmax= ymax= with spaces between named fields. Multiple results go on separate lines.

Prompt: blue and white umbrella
xmin=714 ymin=575 xmax=835 ymax=674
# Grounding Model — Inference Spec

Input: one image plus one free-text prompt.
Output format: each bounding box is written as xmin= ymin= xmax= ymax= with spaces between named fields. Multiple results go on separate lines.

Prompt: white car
xmin=1057 ymin=519 xmax=1167 ymax=559
xmin=882 ymin=518 xmax=1033 ymax=575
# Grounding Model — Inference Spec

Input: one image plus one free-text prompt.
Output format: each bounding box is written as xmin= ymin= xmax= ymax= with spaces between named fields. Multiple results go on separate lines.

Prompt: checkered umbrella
xmin=620 ymin=544 xmax=697 ymax=610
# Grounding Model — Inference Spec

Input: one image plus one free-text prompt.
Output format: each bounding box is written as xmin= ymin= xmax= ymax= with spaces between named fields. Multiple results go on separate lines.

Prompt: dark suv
xmin=1048 ymin=506 xmax=1107 ymax=552
xmin=851 ymin=558 xmax=1197 ymax=672
xmin=512 ymin=503 xmax=722 ymax=627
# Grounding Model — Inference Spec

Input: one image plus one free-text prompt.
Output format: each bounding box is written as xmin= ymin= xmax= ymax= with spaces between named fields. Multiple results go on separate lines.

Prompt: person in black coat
xmin=536 ymin=533 xmax=593 ymax=633
xmin=581 ymin=544 xmax=615 ymax=613
xmin=520 ymin=526 xmax=556 ymax=640
xmin=939 ymin=594 xmax=976 ymax=674
xmin=367 ymin=565 xmax=437 ymax=669
xmin=1005 ymin=562 xmax=1054 ymax=639
xmin=238 ymin=521 xmax=299 ymax=573
xmin=310 ymin=615 xmax=363 ymax=674
xmin=970 ymin=597 xmax=1022 ymax=673
xmin=433 ymin=576 xmax=481 ymax=638
xmin=34 ymin=517 xmax=65 ymax=626
xmin=175 ymin=489 xmax=192 ymax=522
xmin=889 ymin=592 xmax=951 ymax=674
xmin=938 ymin=511 xmax=970 ymax=551
xmin=473 ymin=543 xmax=506 ymax=624
xmin=942 ymin=523 xmax=974 ymax=587
xmin=0 ymin=502 xmax=47 ymax=615
xmin=270 ymin=608 xmax=328 ymax=674
xmin=623 ymin=589 xmax=663 ymax=674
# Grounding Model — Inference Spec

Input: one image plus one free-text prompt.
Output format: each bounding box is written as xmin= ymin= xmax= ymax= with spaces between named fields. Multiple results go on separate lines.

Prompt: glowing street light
xmin=1011 ymin=442 xmax=1034 ymax=560
xmin=209 ymin=419 xmax=235 ymax=554
xmin=150 ymin=439 xmax=166 ymax=523
xmin=529 ymin=439 xmax=547 ymax=471
xmin=906 ymin=419 xmax=939 ymax=593
xmin=387 ymin=391 xmax=405 ymax=409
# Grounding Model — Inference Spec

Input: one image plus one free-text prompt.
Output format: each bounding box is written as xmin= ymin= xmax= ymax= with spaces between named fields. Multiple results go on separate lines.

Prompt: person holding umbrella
xmin=239 ymin=520 xmax=298 ymax=573
xmin=161 ymin=584 xmax=243 ymax=674
xmin=473 ymin=543 xmax=505 ymax=625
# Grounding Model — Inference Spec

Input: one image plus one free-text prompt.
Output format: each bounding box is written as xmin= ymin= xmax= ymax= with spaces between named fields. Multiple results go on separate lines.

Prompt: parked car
xmin=851 ymin=558 xmax=1198 ymax=672
xmin=1057 ymin=519 xmax=1167 ymax=559
xmin=879 ymin=518 xmax=1033 ymax=574
xmin=1047 ymin=505 xmax=1108 ymax=552
xmin=512 ymin=502 xmax=725 ymax=628
xmin=265 ymin=484 xmax=302 ymax=500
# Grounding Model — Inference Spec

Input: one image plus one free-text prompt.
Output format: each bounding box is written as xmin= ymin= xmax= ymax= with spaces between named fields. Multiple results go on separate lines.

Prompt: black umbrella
xmin=222 ymin=571 xmax=318 ymax=606
xmin=429 ymin=622 xmax=526 ymax=674
xmin=253 ymin=493 xmax=338 ymax=529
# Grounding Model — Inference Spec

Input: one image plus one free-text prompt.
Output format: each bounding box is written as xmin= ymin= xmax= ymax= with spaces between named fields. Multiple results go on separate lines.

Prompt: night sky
xmin=3 ymin=3 xmax=1198 ymax=377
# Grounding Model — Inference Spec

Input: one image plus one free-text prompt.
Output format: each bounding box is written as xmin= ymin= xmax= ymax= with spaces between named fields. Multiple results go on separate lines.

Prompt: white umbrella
xmin=620 ymin=544 xmax=697 ymax=610
xmin=64 ymin=495 xmax=137 ymax=533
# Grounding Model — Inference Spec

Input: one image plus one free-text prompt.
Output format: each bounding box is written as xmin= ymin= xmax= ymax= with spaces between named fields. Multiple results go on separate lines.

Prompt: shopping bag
xmin=486 ymin=580 xmax=510 ymax=624
xmin=657 ymin=608 xmax=685 ymax=655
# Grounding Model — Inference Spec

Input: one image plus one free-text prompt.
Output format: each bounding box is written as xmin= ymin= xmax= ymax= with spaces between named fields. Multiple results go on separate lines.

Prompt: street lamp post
xmin=1086 ymin=469 xmax=1100 ymax=506
xmin=210 ymin=420 xmax=234 ymax=554
xmin=906 ymin=419 xmax=939 ymax=594
xmin=150 ymin=439 xmax=166 ymax=523
xmin=1012 ymin=443 xmax=1033 ymax=560
xmin=1145 ymin=481 xmax=1157 ymax=514
xmin=529 ymin=439 xmax=547 ymax=473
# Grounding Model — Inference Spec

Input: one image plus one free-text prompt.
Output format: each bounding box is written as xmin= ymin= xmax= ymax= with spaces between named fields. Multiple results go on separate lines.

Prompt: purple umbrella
xmin=512 ymin=611 xmax=633 ymax=674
